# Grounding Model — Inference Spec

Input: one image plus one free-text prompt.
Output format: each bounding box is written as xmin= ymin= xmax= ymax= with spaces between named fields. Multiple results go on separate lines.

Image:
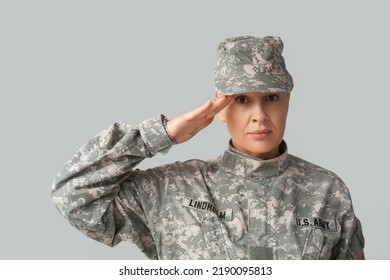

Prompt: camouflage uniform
xmin=51 ymin=35 xmax=364 ymax=259
xmin=51 ymin=115 xmax=364 ymax=259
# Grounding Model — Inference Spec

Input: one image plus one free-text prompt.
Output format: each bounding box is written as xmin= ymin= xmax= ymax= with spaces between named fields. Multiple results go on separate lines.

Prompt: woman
xmin=51 ymin=35 xmax=365 ymax=259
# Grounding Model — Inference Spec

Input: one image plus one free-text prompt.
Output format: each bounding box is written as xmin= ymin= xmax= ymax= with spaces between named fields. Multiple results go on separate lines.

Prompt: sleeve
xmin=331 ymin=211 xmax=365 ymax=260
xmin=345 ymin=217 xmax=365 ymax=259
xmin=51 ymin=115 xmax=175 ymax=259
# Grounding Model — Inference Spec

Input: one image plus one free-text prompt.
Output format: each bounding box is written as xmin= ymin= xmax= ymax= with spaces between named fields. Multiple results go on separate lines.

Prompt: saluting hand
xmin=166 ymin=95 xmax=232 ymax=144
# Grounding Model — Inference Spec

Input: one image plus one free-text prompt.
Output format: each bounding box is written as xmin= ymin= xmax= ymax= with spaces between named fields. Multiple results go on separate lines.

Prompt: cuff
xmin=138 ymin=115 xmax=175 ymax=155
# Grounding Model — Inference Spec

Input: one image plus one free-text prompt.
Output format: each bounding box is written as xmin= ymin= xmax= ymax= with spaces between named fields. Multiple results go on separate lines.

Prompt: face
xmin=218 ymin=92 xmax=290 ymax=160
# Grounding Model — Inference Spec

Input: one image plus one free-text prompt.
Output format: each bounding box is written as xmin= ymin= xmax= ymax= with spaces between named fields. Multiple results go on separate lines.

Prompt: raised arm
xmin=51 ymin=96 xmax=232 ymax=258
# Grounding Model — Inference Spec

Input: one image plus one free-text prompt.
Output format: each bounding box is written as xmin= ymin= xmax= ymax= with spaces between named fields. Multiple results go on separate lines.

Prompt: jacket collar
xmin=220 ymin=140 xmax=289 ymax=177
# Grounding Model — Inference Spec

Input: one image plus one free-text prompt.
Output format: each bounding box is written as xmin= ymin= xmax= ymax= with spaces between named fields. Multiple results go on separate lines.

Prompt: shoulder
xmin=287 ymin=154 xmax=357 ymax=216
xmin=130 ymin=156 xmax=221 ymax=182
xmin=287 ymin=153 xmax=345 ymax=183
xmin=286 ymin=153 xmax=352 ymax=200
xmin=162 ymin=156 xmax=221 ymax=177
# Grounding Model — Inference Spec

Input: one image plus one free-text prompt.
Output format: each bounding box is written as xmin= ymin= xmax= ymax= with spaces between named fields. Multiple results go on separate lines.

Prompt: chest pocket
xmin=301 ymin=228 xmax=339 ymax=260
xmin=201 ymin=214 xmax=229 ymax=259
xmin=161 ymin=207 xmax=230 ymax=260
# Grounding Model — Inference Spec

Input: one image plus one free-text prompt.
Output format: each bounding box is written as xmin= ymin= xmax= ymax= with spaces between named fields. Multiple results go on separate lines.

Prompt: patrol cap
xmin=214 ymin=35 xmax=294 ymax=95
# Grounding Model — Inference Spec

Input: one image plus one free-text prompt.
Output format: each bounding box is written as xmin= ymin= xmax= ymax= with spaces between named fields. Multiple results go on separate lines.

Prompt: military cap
xmin=215 ymin=35 xmax=294 ymax=95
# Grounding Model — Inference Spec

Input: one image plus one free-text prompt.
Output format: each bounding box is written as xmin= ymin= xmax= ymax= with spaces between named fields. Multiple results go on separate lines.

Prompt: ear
xmin=286 ymin=92 xmax=291 ymax=112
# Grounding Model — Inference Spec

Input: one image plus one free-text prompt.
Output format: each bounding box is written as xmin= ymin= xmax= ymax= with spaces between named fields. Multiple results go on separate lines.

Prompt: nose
xmin=251 ymin=101 xmax=268 ymax=123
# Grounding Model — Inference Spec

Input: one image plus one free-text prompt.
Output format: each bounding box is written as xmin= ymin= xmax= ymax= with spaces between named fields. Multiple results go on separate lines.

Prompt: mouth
xmin=248 ymin=129 xmax=272 ymax=139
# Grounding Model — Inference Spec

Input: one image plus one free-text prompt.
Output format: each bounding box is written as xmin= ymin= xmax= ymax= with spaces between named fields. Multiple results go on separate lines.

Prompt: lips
xmin=248 ymin=129 xmax=272 ymax=139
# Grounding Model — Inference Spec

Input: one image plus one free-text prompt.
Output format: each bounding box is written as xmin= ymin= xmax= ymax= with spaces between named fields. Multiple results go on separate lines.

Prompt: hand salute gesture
xmin=166 ymin=95 xmax=232 ymax=144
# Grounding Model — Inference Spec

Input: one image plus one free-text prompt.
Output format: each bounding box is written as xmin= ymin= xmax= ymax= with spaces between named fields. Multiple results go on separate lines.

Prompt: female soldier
xmin=51 ymin=35 xmax=365 ymax=259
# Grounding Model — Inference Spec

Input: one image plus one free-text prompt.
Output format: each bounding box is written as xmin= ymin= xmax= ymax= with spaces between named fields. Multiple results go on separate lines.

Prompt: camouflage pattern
xmin=215 ymin=36 xmax=294 ymax=95
xmin=51 ymin=116 xmax=364 ymax=259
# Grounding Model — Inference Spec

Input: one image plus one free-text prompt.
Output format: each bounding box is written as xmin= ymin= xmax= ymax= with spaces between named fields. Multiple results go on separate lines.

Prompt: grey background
xmin=1 ymin=0 xmax=389 ymax=259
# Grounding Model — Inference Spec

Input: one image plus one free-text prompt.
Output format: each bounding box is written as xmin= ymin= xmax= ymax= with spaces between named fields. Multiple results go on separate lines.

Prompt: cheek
xmin=225 ymin=108 xmax=250 ymax=135
xmin=272 ymin=110 xmax=288 ymax=133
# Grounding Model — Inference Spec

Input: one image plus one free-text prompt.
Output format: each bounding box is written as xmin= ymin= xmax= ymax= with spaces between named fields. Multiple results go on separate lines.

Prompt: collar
xmin=220 ymin=140 xmax=289 ymax=178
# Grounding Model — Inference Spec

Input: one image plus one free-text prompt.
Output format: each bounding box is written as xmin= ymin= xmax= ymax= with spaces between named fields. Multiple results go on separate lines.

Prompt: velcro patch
xmin=182 ymin=197 xmax=233 ymax=221
xmin=293 ymin=216 xmax=337 ymax=231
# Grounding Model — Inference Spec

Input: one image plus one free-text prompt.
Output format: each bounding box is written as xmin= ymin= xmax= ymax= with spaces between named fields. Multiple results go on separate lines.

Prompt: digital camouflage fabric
xmin=51 ymin=116 xmax=364 ymax=259
xmin=215 ymin=36 xmax=294 ymax=95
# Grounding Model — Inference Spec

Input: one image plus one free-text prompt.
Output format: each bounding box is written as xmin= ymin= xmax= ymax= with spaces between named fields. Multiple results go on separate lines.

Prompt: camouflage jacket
xmin=51 ymin=115 xmax=365 ymax=260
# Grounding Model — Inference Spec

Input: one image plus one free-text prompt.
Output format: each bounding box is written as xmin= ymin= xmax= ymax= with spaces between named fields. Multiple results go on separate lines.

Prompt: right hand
xmin=166 ymin=95 xmax=232 ymax=144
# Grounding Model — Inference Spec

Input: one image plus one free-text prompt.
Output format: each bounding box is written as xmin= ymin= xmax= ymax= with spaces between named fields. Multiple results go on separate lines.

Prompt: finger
xmin=209 ymin=95 xmax=233 ymax=114
xmin=188 ymin=95 xmax=232 ymax=120
xmin=187 ymin=99 xmax=214 ymax=118
xmin=195 ymin=95 xmax=231 ymax=119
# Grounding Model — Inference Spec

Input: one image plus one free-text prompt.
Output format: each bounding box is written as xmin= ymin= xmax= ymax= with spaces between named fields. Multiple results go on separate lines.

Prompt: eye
xmin=235 ymin=96 xmax=249 ymax=104
xmin=265 ymin=94 xmax=279 ymax=102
